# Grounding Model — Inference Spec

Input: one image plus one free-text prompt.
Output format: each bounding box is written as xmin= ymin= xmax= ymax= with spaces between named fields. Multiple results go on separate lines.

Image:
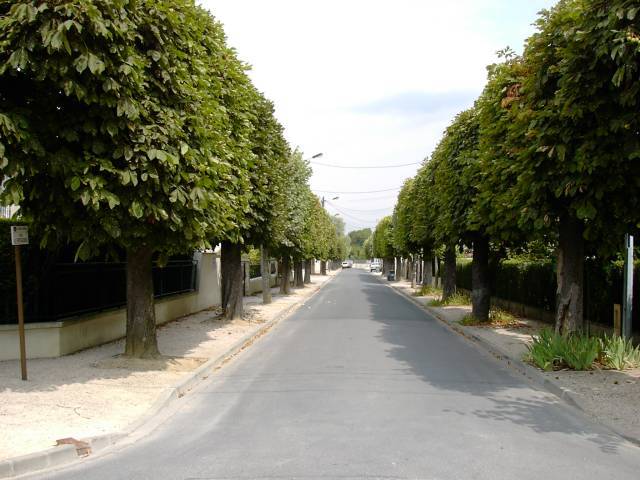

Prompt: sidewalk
xmin=0 ymin=273 xmax=335 ymax=464
xmin=385 ymin=276 xmax=640 ymax=444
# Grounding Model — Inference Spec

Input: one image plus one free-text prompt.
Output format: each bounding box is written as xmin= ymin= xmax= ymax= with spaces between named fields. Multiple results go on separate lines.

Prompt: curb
xmin=381 ymin=277 xmax=640 ymax=448
xmin=0 ymin=274 xmax=337 ymax=479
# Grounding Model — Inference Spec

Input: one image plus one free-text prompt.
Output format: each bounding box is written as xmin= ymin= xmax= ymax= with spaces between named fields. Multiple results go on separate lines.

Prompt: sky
xmin=200 ymin=0 xmax=556 ymax=233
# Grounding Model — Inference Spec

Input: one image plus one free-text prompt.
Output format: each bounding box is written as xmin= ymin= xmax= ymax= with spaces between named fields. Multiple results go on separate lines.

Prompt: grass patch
xmin=428 ymin=291 xmax=470 ymax=307
xmin=459 ymin=308 xmax=521 ymax=327
xmin=415 ymin=285 xmax=442 ymax=297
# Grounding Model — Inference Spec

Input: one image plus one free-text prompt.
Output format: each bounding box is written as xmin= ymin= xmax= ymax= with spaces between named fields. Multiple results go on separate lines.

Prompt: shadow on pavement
xmin=358 ymin=269 xmax=626 ymax=455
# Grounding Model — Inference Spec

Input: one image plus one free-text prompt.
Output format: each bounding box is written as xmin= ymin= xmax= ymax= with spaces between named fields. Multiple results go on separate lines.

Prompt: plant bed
xmin=429 ymin=291 xmax=470 ymax=307
xmin=526 ymin=329 xmax=640 ymax=372
xmin=459 ymin=308 xmax=527 ymax=328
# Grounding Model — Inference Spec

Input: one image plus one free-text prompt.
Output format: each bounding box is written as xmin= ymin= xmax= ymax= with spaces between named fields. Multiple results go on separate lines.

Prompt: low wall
xmin=0 ymin=252 xmax=221 ymax=361
xmin=247 ymin=274 xmax=278 ymax=296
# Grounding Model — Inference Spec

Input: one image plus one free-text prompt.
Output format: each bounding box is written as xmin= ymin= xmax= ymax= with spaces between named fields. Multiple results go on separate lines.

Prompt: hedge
xmin=456 ymin=258 xmax=639 ymax=330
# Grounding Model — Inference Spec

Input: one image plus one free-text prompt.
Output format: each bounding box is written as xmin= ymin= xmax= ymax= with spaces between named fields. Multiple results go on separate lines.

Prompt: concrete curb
xmin=381 ymin=277 xmax=640 ymax=448
xmin=0 ymin=274 xmax=337 ymax=479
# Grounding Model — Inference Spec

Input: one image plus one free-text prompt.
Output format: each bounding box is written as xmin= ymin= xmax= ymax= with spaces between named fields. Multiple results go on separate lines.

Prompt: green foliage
xmin=477 ymin=0 xmax=640 ymax=252
xmin=348 ymin=228 xmax=371 ymax=259
xmin=526 ymin=328 xmax=600 ymax=371
xmin=372 ymin=216 xmax=395 ymax=259
xmin=0 ymin=0 xmax=254 ymax=258
xmin=600 ymin=335 xmax=640 ymax=370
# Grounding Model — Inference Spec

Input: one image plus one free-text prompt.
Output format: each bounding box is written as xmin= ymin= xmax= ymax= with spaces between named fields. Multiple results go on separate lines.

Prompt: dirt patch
xmin=93 ymin=356 xmax=208 ymax=372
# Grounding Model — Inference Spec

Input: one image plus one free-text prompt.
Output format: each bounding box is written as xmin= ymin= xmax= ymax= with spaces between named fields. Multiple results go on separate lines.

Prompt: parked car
xmin=369 ymin=261 xmax=382 ymax=272
xmin=341 ymin=260 xmax=352 ymax=268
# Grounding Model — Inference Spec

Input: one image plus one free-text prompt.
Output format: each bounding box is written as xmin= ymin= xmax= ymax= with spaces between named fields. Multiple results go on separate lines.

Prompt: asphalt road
xmin=31 ymin=269 xmax=640 ymax=479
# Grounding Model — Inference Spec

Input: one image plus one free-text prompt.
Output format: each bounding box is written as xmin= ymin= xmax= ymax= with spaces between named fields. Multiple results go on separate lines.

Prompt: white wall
xmin=0 ymin=252 xmax=222 ymax=361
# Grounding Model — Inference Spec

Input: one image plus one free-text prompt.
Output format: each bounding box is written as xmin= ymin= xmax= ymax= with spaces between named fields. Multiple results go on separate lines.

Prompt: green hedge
xmin=456 ymin=258 xmax=639 ymax=329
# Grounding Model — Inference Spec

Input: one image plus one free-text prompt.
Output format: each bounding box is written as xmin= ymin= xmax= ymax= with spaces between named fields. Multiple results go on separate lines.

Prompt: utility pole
xmin=622 ymin=234 xmax=634 ymax=339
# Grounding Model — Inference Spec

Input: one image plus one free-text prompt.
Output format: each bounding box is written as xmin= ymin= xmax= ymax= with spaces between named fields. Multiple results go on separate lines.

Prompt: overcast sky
xmin=200 ymin=0 xmax=556 ymax=233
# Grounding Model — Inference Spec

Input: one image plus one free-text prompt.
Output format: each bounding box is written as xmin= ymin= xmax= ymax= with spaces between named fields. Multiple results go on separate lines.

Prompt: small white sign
xmin=10 ymin=226 xmax=29 ymax=246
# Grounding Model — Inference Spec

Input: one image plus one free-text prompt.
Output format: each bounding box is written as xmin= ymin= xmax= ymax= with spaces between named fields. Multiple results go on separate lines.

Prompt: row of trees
xmin=373 ymin=0 xmax=640 ymax=333
xmin=0 ymin=0 xmax=343 ymax=357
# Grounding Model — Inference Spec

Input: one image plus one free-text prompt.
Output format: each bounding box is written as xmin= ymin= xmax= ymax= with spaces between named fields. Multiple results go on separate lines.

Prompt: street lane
xmin=31 ymin=269 xmax=640 ymax=479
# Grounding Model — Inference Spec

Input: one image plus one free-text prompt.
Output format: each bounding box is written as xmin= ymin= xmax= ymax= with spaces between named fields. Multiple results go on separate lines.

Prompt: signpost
xmin=622 ymin=234 xmax=634 ymax=340
xmin=11 ymin=225 xmax=28 ymax=381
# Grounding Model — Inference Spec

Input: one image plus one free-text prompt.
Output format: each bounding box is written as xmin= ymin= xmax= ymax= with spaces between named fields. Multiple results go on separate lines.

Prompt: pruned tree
xmin=0 ymin=0 xmax=246 ymax=357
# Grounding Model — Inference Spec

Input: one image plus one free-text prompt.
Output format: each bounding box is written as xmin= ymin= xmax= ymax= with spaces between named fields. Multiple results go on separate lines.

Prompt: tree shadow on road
xmin=359 ymin=271 xmax=629 ymax=456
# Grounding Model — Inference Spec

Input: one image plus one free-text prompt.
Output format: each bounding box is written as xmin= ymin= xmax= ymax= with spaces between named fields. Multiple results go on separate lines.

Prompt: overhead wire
xmin=311 ymin=161 xmax=421 ymax=169
xmin=313 ymin=187 xmax=401 ymax=195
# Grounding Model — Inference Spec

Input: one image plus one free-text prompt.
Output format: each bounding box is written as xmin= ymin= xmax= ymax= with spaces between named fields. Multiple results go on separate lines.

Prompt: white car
xmin=341 ymin=260 xmax=352 ymax=268
xmin=369 ymin=261 xmax=382 ymax=272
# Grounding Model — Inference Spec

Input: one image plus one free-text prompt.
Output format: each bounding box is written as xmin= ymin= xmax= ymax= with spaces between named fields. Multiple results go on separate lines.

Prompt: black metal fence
xmin=456 ymin=259 xmax=639 ymax=331
xmin=249 ymin=264 xmax=261 ymax=279
xmin=1 ymin=258 xmax=197 ymax=325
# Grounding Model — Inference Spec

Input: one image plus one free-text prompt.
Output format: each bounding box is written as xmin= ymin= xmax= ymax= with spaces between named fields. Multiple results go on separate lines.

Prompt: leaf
xmin=70 ymin=177 xmax=81 ymax=191
xmin=180 ymin=142 xmax=189 ymax=155
xmin=107 ymin=194 xmax=119 ymax=209
xmin=88 ymin=53 xmax=105 ymax=75
xmin=74 ymin=241 xmax=92 ymax=262
xmin=130 ymin=201 xmax=144 ymax=219
xmin=74 ymin=54 xmax=88 ymax=73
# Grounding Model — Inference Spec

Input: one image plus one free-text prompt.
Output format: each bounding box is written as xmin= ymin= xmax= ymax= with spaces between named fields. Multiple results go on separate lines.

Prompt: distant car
xmin=341 ymin=261 xmax=351 ymax=268
xmin=369 ymin=261 xmax=382 ymax=272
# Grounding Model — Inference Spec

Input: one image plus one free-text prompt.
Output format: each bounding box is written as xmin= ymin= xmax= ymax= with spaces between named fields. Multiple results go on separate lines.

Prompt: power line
xmin=314 ymin=187 xmax=401 ymax=195
xmin=311 ymin=161 xmax=420 ymax=169
xmin=336 ymin=194 xmax=400 ymax=202
xmin=325 ymin=201 xmax=393 ymax=213
xmin=328 ymin=204 xmax=382 ymax=224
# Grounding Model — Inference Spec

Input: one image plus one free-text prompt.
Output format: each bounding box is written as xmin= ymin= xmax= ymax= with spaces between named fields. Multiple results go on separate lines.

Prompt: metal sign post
xmin=11 ymin=226 xmax=28 ymax=380
xmin=622 ymin=234 xmax=634 ymax=340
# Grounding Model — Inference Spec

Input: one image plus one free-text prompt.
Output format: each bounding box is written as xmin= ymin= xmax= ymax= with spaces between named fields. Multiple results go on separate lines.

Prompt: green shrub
xmin=526 ymin=328 xmax=564 ymax=371
xmin=526 ymin=328 xmax=599 ymax=371
xmin=561 ymin=335 xmax=600 ymax=370
xmin=600 ymin=335 xmax=640 ymax=370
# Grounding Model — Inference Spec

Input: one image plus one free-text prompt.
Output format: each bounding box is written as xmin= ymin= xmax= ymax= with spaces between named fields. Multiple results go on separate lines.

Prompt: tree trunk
xmin=423 ymin=254 xmax=433 ymax=286
xmin=280 ymin=256 xmax=292 ymax=294
xmin=320 ymin=260 xmax=327 ymax=275
xmin=410 ymin=257 xmax=416 ymax=289
xmin=433 ymin=256 xmax=440 ymax=287
xmin=304 ymin=259 xmax=312 ymax=284
xmin=442 ymin=245 xmax=457 ymax=300
xmin=221 ymin=241 xmax=243 ymax=320
xmin=260 ymin=245 xmax=272 ymax=305
xmin=294 ymin=260 xmax=304 ymax=288
xmin=555 ymin=215 xmax=584 ymax=334
xmin=471 ymin=234 xmax=490 ymax=322
xmin=310 ymin=259 xmax=316 ymax=275
xmin=124 ymin=246 xmax=159 ymax=358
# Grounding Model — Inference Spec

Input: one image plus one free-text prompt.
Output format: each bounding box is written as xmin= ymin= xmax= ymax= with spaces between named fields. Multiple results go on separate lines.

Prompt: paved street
xmin=31 ymin=269 xmax=640 ymax=479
